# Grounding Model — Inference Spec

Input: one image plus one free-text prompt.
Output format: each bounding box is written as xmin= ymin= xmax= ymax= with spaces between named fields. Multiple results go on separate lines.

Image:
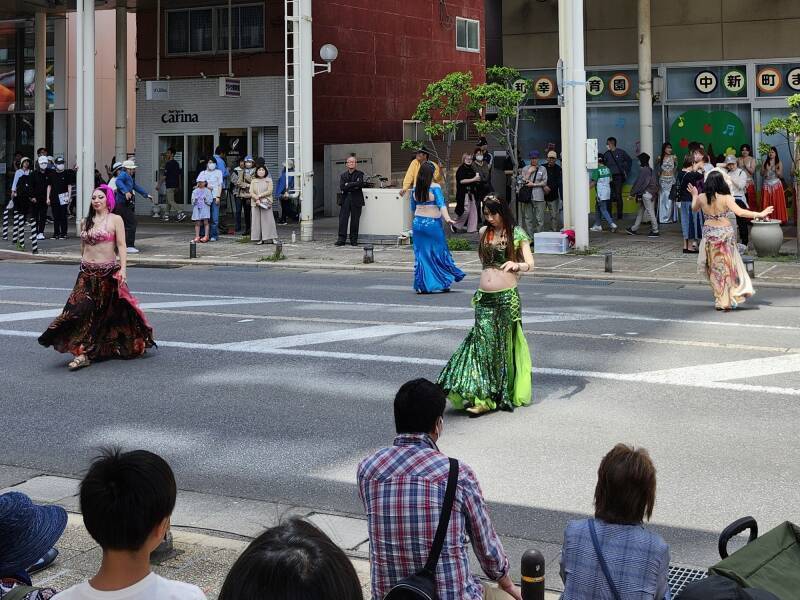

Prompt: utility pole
xmin=76 ymin=0 xmax=95 ymax=223
xmin=34 ymin=12 xmax=46 ymax=153
xmin=558 ymin=0 xmax=589 ymax=250
xmin=115 ymin=6 xmax=127 ymax=161
xmin=638 ymin=0 xmax=653 ymax=161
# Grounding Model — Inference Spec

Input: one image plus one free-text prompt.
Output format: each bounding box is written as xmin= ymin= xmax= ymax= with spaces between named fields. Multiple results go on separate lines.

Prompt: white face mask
xmin=56 ymin=164 xmax=65 ymax=172
xmin=207 ymin=163 xmax=216 ymax=171
xmin=475 ymin=154 xmax=483 ymax=162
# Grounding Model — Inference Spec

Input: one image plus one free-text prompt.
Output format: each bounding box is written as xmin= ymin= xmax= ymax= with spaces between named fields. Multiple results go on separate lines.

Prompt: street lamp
xmin=314 ymin=43 xmax=338 ymax=76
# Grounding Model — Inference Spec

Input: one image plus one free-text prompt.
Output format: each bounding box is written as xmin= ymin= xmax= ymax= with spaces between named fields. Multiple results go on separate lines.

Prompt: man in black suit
xmin=336 ymin=155 xmax=365 ymax=246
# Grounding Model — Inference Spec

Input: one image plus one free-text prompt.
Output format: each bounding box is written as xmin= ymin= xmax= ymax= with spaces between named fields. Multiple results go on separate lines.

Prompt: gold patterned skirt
xmin=437 ymin=287 xmax=532 ymax=412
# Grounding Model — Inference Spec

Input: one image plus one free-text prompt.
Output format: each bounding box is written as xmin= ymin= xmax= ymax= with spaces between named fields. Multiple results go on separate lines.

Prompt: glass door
xmin=156 ymin=135 xmax=185 ymax=206
xmin=185 ymin=134 xmax=215 ymax=204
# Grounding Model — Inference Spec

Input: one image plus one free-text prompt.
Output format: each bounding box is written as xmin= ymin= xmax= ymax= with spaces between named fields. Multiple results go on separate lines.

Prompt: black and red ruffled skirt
xmin=38 ymin=261 xmax=155 ymax=360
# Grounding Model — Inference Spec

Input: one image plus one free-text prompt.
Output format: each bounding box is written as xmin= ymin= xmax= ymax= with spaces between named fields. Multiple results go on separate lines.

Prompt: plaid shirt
xmin=357 ymin=433 xmax=509 ymax=600
xmin=560 ymin=518 xmax=671 ymax=600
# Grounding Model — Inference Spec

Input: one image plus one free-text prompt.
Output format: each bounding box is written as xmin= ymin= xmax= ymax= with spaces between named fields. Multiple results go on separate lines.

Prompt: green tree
xmin=401 ymin=71 xmax=476 ymax=194
xmin=468 ymin=66 xmax=532 ymax=205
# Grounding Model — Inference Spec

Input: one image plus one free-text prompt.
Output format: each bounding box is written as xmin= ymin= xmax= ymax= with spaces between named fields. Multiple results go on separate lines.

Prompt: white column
xmin=75 ymin=2 xmax=83 ymax=227
xmin=115 ymin=6 xmax=127 ymax=160
xmin=637 ymin=0 xmax=653 ymax=161
xmin=34 ymin=12 xmax=47 ymax=152
xmin=52 ymin=17 xmax=67 ymax=157
xmin=78 ymin=0 xmax=96 ymax=221
xmin=298 ymin=0 xmax=314 ymax=241
xmin=559 ymin=0 xmax=589 ymax=249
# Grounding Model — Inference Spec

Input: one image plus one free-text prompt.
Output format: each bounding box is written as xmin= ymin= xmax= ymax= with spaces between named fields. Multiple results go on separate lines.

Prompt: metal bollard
xmin=363 ymin=244 xmax=374 ymax=264
xmin=744 ymin=256 xmax=755 ymax=278
xmin=150 ymin=530 xmax=174 ymax=563
xmin=521 ymin=549 xmax=545 ymax=600
xmin=189 ymin=240 xmax=197 ymax=259
xmin=604 ymin=251 xmax=613 ymax=273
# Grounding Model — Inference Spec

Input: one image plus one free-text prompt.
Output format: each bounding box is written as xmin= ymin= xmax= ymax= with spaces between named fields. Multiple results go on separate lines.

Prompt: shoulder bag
xmin=588 ymin=519 xmax=623 ymax=600
xmin=384 ymin=458 xmax=459 ymax=600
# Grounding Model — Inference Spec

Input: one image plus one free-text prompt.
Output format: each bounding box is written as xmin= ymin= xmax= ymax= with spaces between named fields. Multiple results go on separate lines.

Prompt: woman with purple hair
xmin=38 ymin=184 xmax=155 ymax=370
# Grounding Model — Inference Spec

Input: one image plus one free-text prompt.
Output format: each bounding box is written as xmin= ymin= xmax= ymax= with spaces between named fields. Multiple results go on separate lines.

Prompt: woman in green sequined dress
xmin=438 ymin=196 xmax=534 ymax=415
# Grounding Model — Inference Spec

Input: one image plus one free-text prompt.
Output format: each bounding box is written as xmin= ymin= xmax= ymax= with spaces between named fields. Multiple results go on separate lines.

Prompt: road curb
xmin=4 ymin=249 xmax=800 ymax=289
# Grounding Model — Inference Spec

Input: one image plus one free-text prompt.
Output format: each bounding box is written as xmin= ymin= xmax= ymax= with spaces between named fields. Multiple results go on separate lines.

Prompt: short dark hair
xmin=167 ymin=147 xmax=175 ymax=154
xmin=215 ymin=146 xmax=226 ymax=155
xmin=80 ymin=447 xmax=177 ymax=551
xmin=393 ymin=378 xmax=446 ymax=434
xmin=594 ymin=444 xmax=657 ymax=525
xmin=606 ymin=137 xmax=617 ymax=145
xmin=218 ymin=518 xmax=363 ymax=600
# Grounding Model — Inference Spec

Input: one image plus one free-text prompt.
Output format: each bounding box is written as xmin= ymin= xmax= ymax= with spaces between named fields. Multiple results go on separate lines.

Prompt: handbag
xmin=588 ymin=519 xmax=623 ymax=600
xmin=384 ymin=458 xmax=459 ymax=600
xmin=59 ymin=192 xmax=71 ymax=206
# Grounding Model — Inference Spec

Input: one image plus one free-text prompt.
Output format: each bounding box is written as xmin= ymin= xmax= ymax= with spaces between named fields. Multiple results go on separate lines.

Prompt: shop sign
xmin=787 ymin=67 xmax=800 ymax=92
xmin=608 ymin=73 xmax=631 ymax=97
xmin=722 ymin=70 xmax=745 ymax=93
xmin=219 ymin=77 xmax=241 ymax=98
xmin=695 ymin=71 xmax=718 ymax=94
xmin=586 ymin=76 xmax=604 ymax=96
xmin=512 ymin=79 xmax=529 ymax=94
xmin=145 ymin=80 xmax=169 ymax=101
xmin=161 ymin=109 xmax=199 ymax=123
xmin=756 ymin=67 xmax=782 ymax=94
xmin=533 ymin=76 xmax=556 ymax=99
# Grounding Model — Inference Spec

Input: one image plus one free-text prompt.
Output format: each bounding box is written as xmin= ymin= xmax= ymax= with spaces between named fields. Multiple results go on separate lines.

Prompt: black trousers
xmin=33 ymin=197 xmax=48 ymax=234
xmin=734 ymin=197 xmax=749 ymax=245
xmin=51 ymin=201 xmax=69 ymax=237
xmin=114 ymin=200 xmax=137 ymax=247
xmin=610 ymin=174 xmax=625 ymax=219
xmin=337 ymin=197 xmax=362 ymax=243
xmin=280 ymin=196 xmax=298 ymax=223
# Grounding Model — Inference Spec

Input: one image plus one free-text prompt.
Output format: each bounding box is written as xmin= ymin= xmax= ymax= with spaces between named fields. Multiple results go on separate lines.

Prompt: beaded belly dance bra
xmin=80 ymin=228 xmax=116 ymax=245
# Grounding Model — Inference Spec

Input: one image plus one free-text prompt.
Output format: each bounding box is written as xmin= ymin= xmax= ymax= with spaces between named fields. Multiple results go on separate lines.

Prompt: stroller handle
xmin=718 ymin=516 xmax=759 ymax=559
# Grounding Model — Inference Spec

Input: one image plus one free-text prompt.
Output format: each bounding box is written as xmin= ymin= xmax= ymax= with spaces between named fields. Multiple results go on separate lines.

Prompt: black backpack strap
xmin=423 ymin=457 xmax=459 ymax=574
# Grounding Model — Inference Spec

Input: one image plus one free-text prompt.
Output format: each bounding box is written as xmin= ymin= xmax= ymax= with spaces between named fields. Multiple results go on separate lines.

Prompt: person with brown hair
xmin=559 ymin=444 xmax=670 ymax=600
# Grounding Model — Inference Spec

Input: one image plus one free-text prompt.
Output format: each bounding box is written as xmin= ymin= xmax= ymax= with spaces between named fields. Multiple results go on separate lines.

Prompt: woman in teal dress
xmin=438 ymin=196 xmax=534 ymax=415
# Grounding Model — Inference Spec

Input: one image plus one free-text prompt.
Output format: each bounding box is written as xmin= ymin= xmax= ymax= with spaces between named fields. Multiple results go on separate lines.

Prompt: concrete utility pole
xmin=76 ymin=0 xmax=96 ymax=223
xmin=34 ymin=12 xmax=46 ymax=153
xmin=638 ymin=0 xmax=653 ymax=161
xmin=298 ymin=0 xmax=314 ymax=241
xmin=558 ymin=0 xmax=589 ymax=250
xmin=115 ymin=6 xmax=127 ymax=161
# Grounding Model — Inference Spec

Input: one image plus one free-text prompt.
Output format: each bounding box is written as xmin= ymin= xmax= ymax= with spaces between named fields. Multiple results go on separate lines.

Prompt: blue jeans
xmin=593 ymin=199 xmax=616 ymax=227
xmin=679 ymin=201 xmax=702 ymax=240
xmin=209 ymin=201 xmax=219 ymax=239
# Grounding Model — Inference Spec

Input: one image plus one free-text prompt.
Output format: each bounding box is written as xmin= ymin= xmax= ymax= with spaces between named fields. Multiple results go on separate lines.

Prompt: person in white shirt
xmin=196 ymin=160 xmax=223 ymax=241
xmin=55 ymin=448 xmax=206 ymax=600
xmin=719 ymin=154 xmax=750 ymax=245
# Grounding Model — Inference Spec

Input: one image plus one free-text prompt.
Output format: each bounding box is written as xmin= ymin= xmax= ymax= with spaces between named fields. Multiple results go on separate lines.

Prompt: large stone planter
xmin=750 ymin=220 xmax=784 ymax=257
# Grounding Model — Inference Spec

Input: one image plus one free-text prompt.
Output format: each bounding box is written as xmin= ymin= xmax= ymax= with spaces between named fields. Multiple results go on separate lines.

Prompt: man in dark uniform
xmin=336 ymin=154 xmax=365 ymax=246
xmin=602 ymin=137 xmax=632 ymax=220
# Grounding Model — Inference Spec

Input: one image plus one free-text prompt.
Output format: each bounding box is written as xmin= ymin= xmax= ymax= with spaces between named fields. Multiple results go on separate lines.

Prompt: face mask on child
xmin=207 ymin=163 xmax=216 ymax=171
xmin=56 ymin=164 xmax=65 ymax=172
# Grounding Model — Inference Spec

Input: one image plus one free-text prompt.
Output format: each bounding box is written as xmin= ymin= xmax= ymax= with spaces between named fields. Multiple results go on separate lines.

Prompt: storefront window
xmin=666 ymin=66 xmax=747 ymax=101
xmin=168 ymin=5 xmax=264 ymax=55
xmin=665 ymin=103 xmax=751 ymax=160
xmin=755 ymin=63 xmax=800 ymax=97
xmin=218 ymin=5 xmax=264 ymax=51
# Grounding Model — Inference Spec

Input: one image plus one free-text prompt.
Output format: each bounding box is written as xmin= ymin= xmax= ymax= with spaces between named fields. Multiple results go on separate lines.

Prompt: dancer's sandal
xmin=68 ymin=355 xmax=91 ymax=371
xmin=465 ymin=404 xmax=491 ymax=416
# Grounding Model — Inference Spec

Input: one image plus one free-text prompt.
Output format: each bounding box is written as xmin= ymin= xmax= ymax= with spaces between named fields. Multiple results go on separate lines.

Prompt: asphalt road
xmin=1 ymin=262 xmax=799 ymax=568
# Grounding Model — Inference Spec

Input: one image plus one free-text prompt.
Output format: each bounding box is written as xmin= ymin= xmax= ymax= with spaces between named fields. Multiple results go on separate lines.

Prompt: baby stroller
xmin=678 ymin=517 xmax=800 ymax=599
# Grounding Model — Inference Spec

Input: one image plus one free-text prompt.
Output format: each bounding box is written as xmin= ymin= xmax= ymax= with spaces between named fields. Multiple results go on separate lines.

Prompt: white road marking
xmin=756 ymin=264 xmax=778 ymax=278
xmin=217 ymin=324 xmax=438 ymax=351
xmin=641 ymin=353 xmax=800 ymax=384
xmin=545 ymin=293 xmax=710 ymax=307
xmin=237 ymin=319 xmax=254 ymax=323
xmin=0 ymin=298 xmax=276 ymax=323
xmin=649 ymin=261 xmax=677 ymax=273
xmin=549 ymin=257 xmax=585 ymax=269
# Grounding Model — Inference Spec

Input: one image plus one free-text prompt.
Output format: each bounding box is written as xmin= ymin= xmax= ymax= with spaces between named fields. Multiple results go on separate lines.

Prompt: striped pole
xmin=13 ymin=213 xmax=23 ymax=247
xmin=30 ymin=217 xmax=38 ymax=254
xmin=2 ymin=205 xmax=9 ymax=240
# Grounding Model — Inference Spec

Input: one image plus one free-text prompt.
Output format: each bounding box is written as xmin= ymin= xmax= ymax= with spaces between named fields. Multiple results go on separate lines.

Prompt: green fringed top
xmin=481 ymin=226 xmax=531 ymax=269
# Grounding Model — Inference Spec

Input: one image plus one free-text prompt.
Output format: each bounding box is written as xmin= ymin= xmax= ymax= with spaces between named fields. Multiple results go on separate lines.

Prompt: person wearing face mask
xmin=196 ymin=158 xmax=223 ymax=241
xmin=8 ymin=157 xmax=33 ymax=248
xmin=471 ymin=146 xmax=493 ymax=222
xmin=114 ymin=160 xmax=153 ymax=254
xmin=602 ymin=137 xmax=632 ymax=220
xmin=46 ymin=157 xmax=73 ymax=239
xmin=236 ymin=156 xmax=255 ymax=236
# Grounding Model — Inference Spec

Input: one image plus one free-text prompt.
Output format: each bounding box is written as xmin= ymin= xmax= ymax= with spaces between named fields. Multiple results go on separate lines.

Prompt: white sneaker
xmin=36 ymin=232 xmax=45 ymax=240
xmin=127 ymin=247 xmax=139 ymax=254
xmin=590 ymin=225 xmax=602 ymax=232
xmin=162 ymin=215 xmax=170 ymax=222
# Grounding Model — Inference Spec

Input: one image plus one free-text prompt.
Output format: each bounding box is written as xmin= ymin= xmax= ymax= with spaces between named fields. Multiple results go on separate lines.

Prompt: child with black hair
xmin=55 ymin=448 xmax=205 ymax=600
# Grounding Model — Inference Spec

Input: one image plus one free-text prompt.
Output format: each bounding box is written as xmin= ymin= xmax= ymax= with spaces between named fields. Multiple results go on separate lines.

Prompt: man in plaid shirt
xmin=357 ymin=379 xmax=521 ymax=600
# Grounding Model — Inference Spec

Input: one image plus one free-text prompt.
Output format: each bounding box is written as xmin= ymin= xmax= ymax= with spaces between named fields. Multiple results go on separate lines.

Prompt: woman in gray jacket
xmin=625 ymin=153 xmax=661 ymax=238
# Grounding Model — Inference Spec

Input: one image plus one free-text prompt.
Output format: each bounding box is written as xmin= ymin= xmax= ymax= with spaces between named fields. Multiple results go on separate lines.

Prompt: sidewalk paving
xmin=1 ymin=469 xmax=561 ymax=599
xmin=3 ymin=216 xmax=799 ymax=288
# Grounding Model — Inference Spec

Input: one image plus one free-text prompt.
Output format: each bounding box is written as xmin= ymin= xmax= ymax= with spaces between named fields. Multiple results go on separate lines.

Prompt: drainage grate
xmin=667 ymin=565 xmax=707 ymax=596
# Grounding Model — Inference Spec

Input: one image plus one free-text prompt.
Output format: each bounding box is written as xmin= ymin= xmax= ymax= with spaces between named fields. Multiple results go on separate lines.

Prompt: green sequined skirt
xmin=437 ymin=287 xmax=532 ymax=412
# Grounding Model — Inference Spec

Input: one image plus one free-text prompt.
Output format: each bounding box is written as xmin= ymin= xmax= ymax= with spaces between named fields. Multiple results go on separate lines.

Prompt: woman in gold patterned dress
xmin=438 ymin=196 xmax=534 ymax=416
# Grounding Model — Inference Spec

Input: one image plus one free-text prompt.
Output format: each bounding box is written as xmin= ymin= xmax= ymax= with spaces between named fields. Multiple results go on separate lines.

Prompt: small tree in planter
xmin=758 ymin=93 xmax=800 ymax=256
xmin=468 ymin=66 xmax=532 ymax=209
xmin=401 ymin=71 xmax=476 ymax=196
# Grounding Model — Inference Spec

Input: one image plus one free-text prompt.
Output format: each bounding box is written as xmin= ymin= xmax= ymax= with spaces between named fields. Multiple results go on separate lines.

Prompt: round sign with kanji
xmin=608 ymin=73 xmax=631 ymax=97
xmin=512 ymin=78 xmax=529 ymax=95
xmin=722 ymin=70 xmax=746 ymax=94
xmin=756 ymin=67 xmax=782 ymax=94
xmin=586 ymin=75 xmax=604 ymax=96
xmin=786 ymin=67 xmax=800 ymax=92
xmin=695 ymin=71 xmax=718 ymax=94
xmin=533 ymin=76 xmax=556 ymax=99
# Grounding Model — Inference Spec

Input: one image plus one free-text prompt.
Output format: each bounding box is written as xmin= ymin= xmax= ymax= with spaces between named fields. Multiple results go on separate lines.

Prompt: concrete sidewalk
xmin=1 ymin=469 xmax=561 ymax=599
xmin=3 ymin=215 xmax=799 ymax=288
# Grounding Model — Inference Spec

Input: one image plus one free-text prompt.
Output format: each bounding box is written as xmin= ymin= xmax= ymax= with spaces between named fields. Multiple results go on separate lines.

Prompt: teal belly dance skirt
xmin=437 ymin=287 xmax=532 ymax=412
